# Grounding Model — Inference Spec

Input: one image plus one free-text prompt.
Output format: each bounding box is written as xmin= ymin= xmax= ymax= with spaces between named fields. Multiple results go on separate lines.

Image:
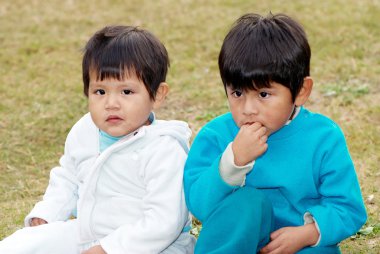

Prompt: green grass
xmin=1 ymin=0 xmax=379 ymax=252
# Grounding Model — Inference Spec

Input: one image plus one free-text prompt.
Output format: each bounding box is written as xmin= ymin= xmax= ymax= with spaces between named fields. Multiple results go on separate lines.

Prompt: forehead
xmin=89 ymin=66 xmax=140 ymax=81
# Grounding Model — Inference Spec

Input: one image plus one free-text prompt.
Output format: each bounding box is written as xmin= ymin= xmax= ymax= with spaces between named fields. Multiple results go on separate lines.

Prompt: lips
xmin=106 ymin=115 xmax=123 ymax=123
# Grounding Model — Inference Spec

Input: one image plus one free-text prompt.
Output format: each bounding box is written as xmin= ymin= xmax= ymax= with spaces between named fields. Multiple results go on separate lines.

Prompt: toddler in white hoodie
xmin=0 ymin=25 xmax=195 ymax=254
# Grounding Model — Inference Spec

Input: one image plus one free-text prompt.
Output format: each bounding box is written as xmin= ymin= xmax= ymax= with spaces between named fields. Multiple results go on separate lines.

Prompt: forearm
xmin=25 ymin=164 xmax=78 ymax=226
xmin=185 ymin=154 xmax=236 ymax=221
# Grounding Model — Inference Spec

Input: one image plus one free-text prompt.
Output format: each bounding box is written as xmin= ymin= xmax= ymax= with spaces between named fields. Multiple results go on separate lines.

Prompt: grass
xmin=0 ymin=0 xmax=379 ymax=252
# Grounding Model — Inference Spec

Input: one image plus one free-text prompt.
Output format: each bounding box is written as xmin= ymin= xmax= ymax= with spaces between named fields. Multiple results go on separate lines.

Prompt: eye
xmin=231 ymin=90 xmax=243 ymax=98
xmin=122 ymin=89 xmax=133 ymax=95
xmin=95 ymin=89 xmax=105 ymax=95
xmin=259 ymin=91 xmax=270 ymax=98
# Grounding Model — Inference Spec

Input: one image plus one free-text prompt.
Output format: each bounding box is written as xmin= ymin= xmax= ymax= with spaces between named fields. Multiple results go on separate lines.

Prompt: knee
xmin=210 ymin=187 xmax=273 ymax=230
xmin=230 ymin=187 xmax=272 ymax=214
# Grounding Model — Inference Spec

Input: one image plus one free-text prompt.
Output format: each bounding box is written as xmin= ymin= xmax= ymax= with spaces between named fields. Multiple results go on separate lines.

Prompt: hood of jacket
xmin=143 ymin=118 xmax=192 ymax=153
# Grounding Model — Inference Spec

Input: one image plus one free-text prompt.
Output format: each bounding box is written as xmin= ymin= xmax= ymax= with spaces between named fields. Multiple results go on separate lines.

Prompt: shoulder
xmin=300 ymin=108 xmax=347 ymax=145
xmin=65 ymin=112 xmax=98 ymax=147
xmin=198 ymin=112 xmax=237 ymax=137
xmin=190 ymin=112 xmax=237 ymax=151
xmin=303 ymin=108 xmax=343 ymax=134
xmin=153 ymin=119 xmax=191 ymax=138
xmin=70 ymin=112 xmax=96 ymax=131
xmin=204 ymin=112 xmax=235 ymax=128
xmin=143 ymin=119 xmax=191 ymax=153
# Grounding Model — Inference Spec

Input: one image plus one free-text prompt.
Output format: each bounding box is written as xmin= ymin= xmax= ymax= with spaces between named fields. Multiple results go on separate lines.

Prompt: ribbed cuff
xmin=219 ymin=143 xmax=254 ymax=186
xmin=303 ymin=212 xmax=321 ymax=247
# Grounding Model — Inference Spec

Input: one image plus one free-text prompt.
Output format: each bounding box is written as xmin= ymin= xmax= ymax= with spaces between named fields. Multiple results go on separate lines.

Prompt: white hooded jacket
xmin=25 ymin=113 xmax=192 ymax=253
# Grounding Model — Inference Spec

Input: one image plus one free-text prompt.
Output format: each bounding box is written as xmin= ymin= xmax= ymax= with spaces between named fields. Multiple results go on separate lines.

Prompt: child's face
xmin=226 ymin=81 xmax=295 ymax=135
xmin=88 ymin=72 xmax=155 ymax=137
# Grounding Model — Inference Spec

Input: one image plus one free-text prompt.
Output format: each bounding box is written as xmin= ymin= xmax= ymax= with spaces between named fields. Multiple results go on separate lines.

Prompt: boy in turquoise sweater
xmin=184 ymin=13 xmax=367 ymax=253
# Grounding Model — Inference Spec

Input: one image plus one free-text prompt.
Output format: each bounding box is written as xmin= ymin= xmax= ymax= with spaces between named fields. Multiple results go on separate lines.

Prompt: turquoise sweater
xmin=184 ymin=107 xmax=366 ymax=247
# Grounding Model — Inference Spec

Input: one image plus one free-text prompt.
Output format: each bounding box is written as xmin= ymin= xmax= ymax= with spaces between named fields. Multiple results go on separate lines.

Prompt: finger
xmin=270 ymin=227 xmax=285 ymax=240
xmin=31 ymin=218 xmax=40 ymax=226
xmin=260 ymin=238 xmax=281 ymax=254
xmin=259 ymin=244 xmax=271 ymax=254
xmin=266 ymin=247 xmax=282 ymax=254
xmin=245 ymin=121 xmax=263 ymax=131
xmin=259 ymin=243 xmax=271 ymax=254
xmin=260 ymin=135 xmax=268 ymax=143
xmin=257 ymin=126 xmax=267 ymax=136
xmin=33 ymin=218 xmax=47 ymax=226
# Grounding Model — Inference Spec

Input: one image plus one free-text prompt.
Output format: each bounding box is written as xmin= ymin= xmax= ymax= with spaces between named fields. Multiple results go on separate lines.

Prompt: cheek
xmin=230 ymin=109 xmax=243 ymax=127
xmin=88 ymin=96 xmax=96 ymax=108
xmin=88 ymin=101 xmax=97 ymax=114
xmin=228 ymin=100 xmax=239 ymax=113
xmin=88 ymin=100 xmax=103 ymax=119
xmin=269 ymin=107 xmax=293 ymax=127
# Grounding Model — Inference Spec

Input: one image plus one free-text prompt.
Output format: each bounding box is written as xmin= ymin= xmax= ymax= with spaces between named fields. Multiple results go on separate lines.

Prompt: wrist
xmin=232 ymin=142 xmax=251 ymax=166
xmin=303 ymin=223 xmax=319 ymax=246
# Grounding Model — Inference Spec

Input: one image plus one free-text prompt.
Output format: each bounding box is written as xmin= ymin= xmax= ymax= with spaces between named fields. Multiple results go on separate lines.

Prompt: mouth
xmin=242 ymin=121 xmax=258 ymax=126
xmin=106 ymin=115 xmax=123 ymax=123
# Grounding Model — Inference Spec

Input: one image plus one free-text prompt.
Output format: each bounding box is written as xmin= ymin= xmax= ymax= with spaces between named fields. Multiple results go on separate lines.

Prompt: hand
xmin=81 ymin=245 xmax=107 ymax=254
xmin=259 ymin=223 xmax=319 ymax=254
xmin=30 ymin=218 xmax=48 ymax=226
xmin=232 ymin=122 xmax=268 ymax=166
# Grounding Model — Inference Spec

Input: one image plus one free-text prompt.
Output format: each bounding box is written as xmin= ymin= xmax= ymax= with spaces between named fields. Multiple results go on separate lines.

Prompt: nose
xmin=105 ymin=93 xmax=120 ymax=110
xmin=242 ymin=98 xmax=259 ymax=116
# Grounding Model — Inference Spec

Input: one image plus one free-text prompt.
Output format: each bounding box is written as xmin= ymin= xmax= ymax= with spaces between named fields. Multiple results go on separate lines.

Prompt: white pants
xmin=0 ymin=220 xmax=196 ymax=254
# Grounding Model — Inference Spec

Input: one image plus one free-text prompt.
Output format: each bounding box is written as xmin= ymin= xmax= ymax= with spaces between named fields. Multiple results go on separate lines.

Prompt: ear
xmin=153 ymin=82 xmax=169 ymax=109
xmin=295 ymin=77 xmax=313 ymax=106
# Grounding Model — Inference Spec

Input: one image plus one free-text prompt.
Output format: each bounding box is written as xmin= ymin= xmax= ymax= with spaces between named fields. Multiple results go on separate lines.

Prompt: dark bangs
xmin=82 ymin=26 xmax=169 ymax=100
xmin=219 ymin=13 xmax=310 ymax=101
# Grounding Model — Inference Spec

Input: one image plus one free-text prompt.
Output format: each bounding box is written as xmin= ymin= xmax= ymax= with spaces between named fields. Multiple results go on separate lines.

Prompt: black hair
xmin=218 ymin=13 xmax=311 ymax=101
xmin=82 ymin=25 xmax=169 ymax=100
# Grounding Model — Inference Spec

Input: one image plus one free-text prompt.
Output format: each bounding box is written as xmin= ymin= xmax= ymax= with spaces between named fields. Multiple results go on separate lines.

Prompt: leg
xmin=195 ymin=187 xmax=274 ymax=254
xmin=162 ymin=232 xmax=196 ymax=254
xmin=0 ymin=220 xmax=80 ymax=254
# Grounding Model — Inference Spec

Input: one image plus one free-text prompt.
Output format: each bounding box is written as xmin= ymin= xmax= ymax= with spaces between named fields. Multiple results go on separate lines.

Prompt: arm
xmin=24 ymin=118 xmax=88 ymax=226
xmin=304 ymin=128 xmax=367 ymax=246
xmin=261 ymin=126 xmax=366 ymax=252
xmin=184 ymin=127 xmax=237 ymax=222
xmin=25 ymin=152 xmax=79 ymax=226
xmin=99 ymin=137 xmax=189 ymax=253
xmin=184 ymin=122 xmax=267 ymax=222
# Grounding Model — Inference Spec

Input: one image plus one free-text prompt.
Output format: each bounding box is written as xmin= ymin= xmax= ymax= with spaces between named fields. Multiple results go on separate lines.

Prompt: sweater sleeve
xmin=219 ymin=142 xmax=255 ymax=186
xmin=305 ymin=127 xmax=367 ymax=246
xmin=24 ymin=134 xmax=79 ymax=226
xmin=100 ymin=136 xmax=189 ymax=253
xmin=184 ymin=127 xmax=238 ymax=222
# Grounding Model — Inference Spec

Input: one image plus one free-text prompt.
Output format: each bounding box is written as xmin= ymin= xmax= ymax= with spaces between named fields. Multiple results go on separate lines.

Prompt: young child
xmin=184 ymin=13 xmax=367 ymax=254
xmin=0 ymin=26 xmax=195 ymax=254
